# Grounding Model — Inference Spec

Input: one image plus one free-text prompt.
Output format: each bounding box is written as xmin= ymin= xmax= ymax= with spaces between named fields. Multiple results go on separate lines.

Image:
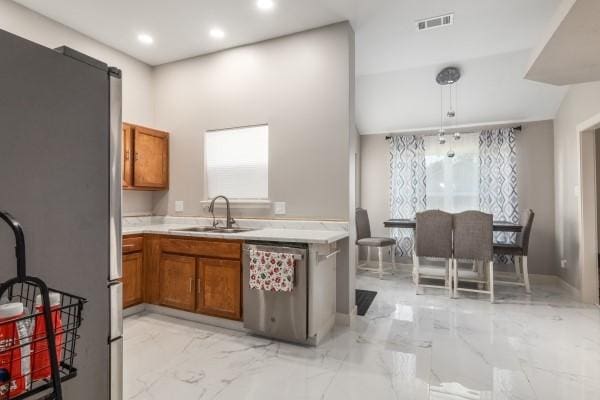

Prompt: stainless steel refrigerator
xmin=0 ymin=29 xmax=123 ymax=399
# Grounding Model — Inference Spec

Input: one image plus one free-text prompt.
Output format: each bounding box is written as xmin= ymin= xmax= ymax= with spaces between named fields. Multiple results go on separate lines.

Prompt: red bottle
xmin=31 ymin=292 xmax=63 ymax=382
xmin=0 ymin=302 xmax=30 ymax=397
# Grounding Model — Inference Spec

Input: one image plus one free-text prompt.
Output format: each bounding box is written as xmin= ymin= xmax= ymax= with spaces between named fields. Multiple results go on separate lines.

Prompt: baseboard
xmin=311 ymin=314 xmax=336 ymax=346
xmin=359 ymin=261 xmax=567 ymax=284
xmin=529 ymin=273 xmax=560 ymax=284
xmin=557 ymin=277 xmax=582 ymax=300
xmin=357 ymin=260 xmax=413 ymax=271
xmin=142 ymin=304 xmax=246 ymax=332
xmin=336 ymin=305 xmax=357 ymax=326
xmin=123 ymin=303 xmax=146 ymax=318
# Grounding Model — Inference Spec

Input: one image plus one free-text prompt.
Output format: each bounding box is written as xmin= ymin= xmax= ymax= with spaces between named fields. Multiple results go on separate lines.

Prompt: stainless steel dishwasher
xmin=243 ymin=241 xmax=308 ymax=343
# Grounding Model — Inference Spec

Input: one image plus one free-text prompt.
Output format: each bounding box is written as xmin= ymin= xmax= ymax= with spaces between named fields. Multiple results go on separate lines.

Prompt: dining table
xmin=383 ymin=219 xmax=522 ymax=233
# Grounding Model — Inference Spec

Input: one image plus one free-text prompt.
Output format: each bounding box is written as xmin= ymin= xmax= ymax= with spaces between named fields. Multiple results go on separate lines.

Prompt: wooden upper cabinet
xmin=122 ymin=124 xmax=134 ymax=188
xmin=196 ymin=258 xmax=241 ymax=320
xmin=122 ymin=123 xmax=169 ymax=191
xmin=159 ymin=254 xmax=196 ymax=311
xmin=134 ymin=126 xmax=169 ymax=189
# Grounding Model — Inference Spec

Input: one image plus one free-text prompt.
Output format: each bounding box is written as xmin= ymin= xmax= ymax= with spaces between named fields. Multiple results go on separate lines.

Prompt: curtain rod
xmin=385 ymin=125 xmax=522 ymax=140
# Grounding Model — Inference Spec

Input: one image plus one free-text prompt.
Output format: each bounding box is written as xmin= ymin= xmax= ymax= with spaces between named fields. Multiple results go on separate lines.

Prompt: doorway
xmin=577 ymin=115 xmax=600 ymax=305
xmin=596 ymin=129 xmax=600 ymax=304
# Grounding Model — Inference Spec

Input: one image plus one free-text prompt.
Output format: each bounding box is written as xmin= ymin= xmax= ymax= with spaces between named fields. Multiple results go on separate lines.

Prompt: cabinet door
xmin=122 ymin=124 xmax=134 ymax=188
xmin=133 ymin=126 xmax=169 ymax=189
xmin=197 ymin=258 xmax=241 ymax=320
xmin=159 ymin=254 xmax=195 ymax=311
xmin=122 ymin=252 xmax=143 ymax=308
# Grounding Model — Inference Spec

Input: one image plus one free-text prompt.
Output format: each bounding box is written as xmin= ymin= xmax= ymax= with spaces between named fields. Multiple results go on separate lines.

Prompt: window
xmin=424 ymin=133 xmax=479 ymax=213
xmin=205 ymin=125 xmax=269 ymax=200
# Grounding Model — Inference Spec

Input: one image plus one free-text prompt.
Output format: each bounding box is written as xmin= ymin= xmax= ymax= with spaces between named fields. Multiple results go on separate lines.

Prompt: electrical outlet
xmin=175 ymin=201 xmax=184 ymax=213
xmin=561 ymin=259 xmax=567 ymax=269
xmin=274 ymin=202 xmax=286 ymax=215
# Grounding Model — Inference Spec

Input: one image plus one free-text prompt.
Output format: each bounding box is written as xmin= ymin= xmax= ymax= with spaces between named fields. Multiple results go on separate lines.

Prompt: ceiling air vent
xmin=416 ymin=13 xmax=454 ymax=32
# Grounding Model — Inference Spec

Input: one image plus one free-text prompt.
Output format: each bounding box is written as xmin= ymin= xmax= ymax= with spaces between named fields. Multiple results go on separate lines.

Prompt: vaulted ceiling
xmin=13 ymin=0 xmax=569 ymax=134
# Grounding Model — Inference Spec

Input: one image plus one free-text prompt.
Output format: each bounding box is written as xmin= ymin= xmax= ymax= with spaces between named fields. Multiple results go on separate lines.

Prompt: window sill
xmin=200 ymin=199 xmax=272 ymax=209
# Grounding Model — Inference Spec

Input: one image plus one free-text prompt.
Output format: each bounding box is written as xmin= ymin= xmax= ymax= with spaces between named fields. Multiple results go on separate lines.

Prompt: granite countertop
xmin=123 ymin=224 xmax=348 ymax=244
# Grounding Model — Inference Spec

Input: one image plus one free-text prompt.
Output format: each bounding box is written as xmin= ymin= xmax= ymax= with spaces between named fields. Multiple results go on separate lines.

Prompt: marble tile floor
xmin=124 ymin=271 xmax=600 ymax=400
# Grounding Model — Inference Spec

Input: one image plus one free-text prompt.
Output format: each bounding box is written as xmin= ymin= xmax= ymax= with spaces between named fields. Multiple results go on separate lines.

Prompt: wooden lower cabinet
xmin=159 ymin=254 xmax=196 ymax=311
xmin=196 ymin=258 xmax=242 ymax=320
xmin=123 ymin=252 xmax=143 ymax=308
xmin=128 ymin=234 xmax=243 ymax=320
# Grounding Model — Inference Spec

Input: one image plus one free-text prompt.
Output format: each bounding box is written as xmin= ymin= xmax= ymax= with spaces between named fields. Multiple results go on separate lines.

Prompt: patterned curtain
xmin=479 ymin=128 xmax=519 ymax=261
xmin=389 ymin=135 xmax=427 ymax=256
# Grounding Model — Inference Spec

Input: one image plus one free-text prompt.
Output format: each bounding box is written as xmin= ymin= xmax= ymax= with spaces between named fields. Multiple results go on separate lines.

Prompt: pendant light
xmin=436 ymin=66 xmax=461 ymax=157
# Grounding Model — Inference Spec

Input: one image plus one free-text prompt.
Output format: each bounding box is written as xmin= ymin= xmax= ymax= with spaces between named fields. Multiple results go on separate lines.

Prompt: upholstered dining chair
xmin=494 ymin=209 xmax=535 ymax=293
xmin=452 ymin=211 xmax=495 ymax=302
xmin=355 ymin=208 xmax=396 ymax=279
xmin=414 ymin=210 xmax=454 ymax=297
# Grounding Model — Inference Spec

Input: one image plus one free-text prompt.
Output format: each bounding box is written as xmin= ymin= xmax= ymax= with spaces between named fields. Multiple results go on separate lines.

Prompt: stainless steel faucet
xmin=208 ymin=195 xmax=235 ymax=229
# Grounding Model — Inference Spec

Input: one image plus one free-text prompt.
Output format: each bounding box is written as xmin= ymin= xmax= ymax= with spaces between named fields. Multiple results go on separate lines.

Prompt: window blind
xmin=205 ymin=125 xmax=269 ymax=200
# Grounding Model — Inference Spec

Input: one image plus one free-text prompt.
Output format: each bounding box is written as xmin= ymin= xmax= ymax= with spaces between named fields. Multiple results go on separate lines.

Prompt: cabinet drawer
xmin=160 ymin=237 xmax=241 ymax=260
xmin=123 ymin=236 xmax=143 ymax=253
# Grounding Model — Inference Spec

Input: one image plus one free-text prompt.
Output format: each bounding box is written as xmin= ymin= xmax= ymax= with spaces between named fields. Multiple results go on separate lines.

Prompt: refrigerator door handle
xmin=109 ymin=70 xmax=123 ymax=281
xmin=109 ymin=281 xmax=123 ymax=340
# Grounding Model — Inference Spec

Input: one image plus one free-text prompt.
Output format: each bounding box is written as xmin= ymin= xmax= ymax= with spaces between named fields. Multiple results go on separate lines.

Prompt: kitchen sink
xmin=170 ymin=226 xmax=218 ymax=233
xmin=170 ymin=226 xmax=255 ymax=234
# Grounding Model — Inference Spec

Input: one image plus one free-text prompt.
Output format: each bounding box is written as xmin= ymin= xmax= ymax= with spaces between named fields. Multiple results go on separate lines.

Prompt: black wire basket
xmin=0 ymin=211 xmax=86 ymax=400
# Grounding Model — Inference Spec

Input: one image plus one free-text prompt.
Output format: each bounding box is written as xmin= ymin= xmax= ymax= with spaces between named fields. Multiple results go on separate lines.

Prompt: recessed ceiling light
xmin=209 ymin=28 xmax=225 ymax=39
xmin=137 ymin=33 xmax=154 ymax=45
xmin=257 ymin=0 xmax=275 ymax=11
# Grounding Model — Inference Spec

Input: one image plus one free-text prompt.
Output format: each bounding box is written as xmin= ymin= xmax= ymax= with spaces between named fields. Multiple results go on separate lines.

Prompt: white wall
xmin=152 ymin=22 xmax=355 ymax=221
xmin=0 ymin=0 xmax=155 ymax=216
xmin=357 ymin=49 xmax=568 ymax=135
xmin=360 ymin=120 xmax=557 ymax=275
xmin=553 ymin=80 xmax=600 ymax=289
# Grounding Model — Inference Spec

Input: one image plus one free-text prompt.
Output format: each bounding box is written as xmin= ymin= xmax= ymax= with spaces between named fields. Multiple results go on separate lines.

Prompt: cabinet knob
xmin=125 ymin=149 xmax=130 ymax=161
xmin=135 ymin=152 xmax=139 ymax=161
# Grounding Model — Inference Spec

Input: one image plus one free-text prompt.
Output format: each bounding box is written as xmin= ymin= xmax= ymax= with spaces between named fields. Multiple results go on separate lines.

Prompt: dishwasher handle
xmin=243 ymin=246 xmax=305 ymax=261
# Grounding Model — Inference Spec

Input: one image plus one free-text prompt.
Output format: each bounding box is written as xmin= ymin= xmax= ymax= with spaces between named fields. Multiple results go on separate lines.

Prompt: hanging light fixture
xmin=436 ymin=66 xmax=461 ymax=157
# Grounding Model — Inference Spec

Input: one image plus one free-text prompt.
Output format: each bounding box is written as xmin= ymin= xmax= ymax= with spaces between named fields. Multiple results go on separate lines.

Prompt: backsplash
xmin=123 ymin=216 xmax=348 ymax=231
xmin=121 ymin=216 xmax=162 ymax=226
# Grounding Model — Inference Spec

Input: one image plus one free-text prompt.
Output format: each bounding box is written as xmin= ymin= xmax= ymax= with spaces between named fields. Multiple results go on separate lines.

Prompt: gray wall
xmin=359 ymin=120 xmax=557 ymax=275
xmin=516 ymin=120 xmax=556 ymax=275
xmin=152 ymin=22 xmax=355 ymax=221
xmin=553 ymin=81 xmax=600 ymax=289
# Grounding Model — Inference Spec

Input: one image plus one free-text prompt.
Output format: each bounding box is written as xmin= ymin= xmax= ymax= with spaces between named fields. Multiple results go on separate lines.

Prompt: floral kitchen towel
xmin=249 ymin=250 xmax=295 ymax=292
